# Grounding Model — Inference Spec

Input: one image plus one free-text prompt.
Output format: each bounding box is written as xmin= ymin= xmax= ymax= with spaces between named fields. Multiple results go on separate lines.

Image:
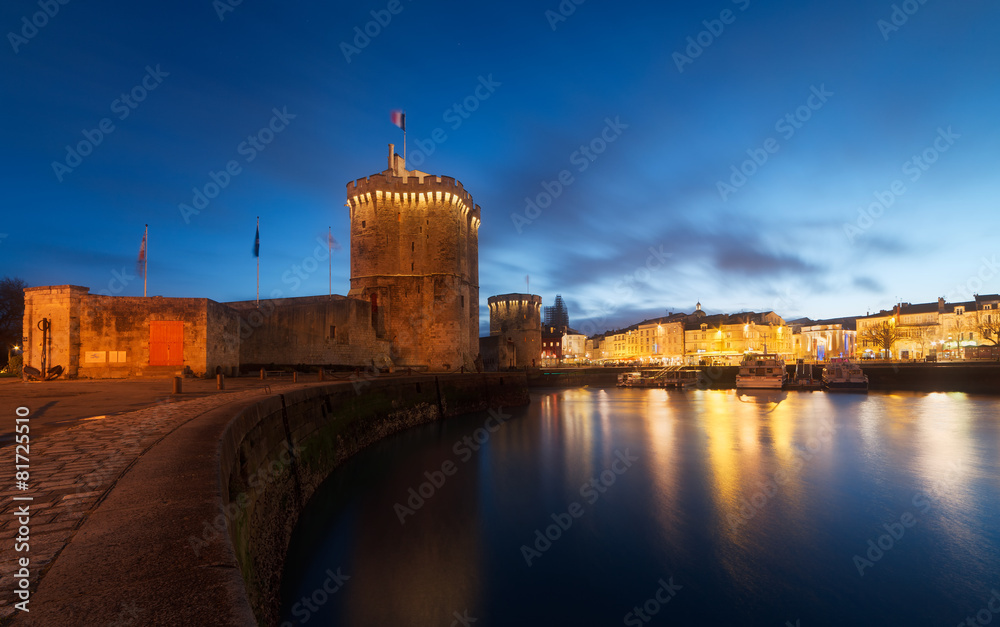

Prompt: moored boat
xmin=823 ymin=358 xmax=869 ymax=392
xmin=736 ymin=353 xmax=787 ymax=389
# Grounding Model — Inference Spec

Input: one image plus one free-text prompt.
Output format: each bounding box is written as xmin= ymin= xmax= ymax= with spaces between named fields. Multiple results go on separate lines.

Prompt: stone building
xmin=793 ymin=318 xmax=857 ymax=361
xmin=21 ymin=285 xmax=240 ymax=378
xmin=21 ymin=145 xmax=483 ymax=378
xmin=485 ymin=293 xmax=541 ymax=369
xmin=347 ymin=145 xmax=481 ymax=371
xmin=856 ymin=295 xmax=1000 ymax=360
xmin=684 ymin=311 xmax=790 ymax=364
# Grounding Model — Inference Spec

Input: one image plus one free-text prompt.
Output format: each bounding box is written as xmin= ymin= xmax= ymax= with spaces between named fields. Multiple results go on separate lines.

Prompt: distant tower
xmin=347 ymin=144 xmax=481 ymax=371
xmin=543 ymin=294 xmax=569 ymax=331
xmin=488 ymin=294 xmax=542 ymax=368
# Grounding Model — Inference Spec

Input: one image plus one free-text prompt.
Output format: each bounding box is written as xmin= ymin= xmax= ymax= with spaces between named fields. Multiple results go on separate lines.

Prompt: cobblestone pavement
xmin=0 ymin=384 xmax=316 ymax=623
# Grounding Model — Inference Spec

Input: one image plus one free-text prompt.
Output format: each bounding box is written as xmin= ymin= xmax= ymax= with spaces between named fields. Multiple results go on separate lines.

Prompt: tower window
xmin=329 ymin=325 xmax=336 ymax=339
xmin=361 ymin=220 xmax=366 ymax=228
xmin=461 ymin=295 xmax=465 ymax=308
xmin=411 ymin=242 xmax=414 ymax=252
xmin=411 ymin=262 xmax=414 ymax=271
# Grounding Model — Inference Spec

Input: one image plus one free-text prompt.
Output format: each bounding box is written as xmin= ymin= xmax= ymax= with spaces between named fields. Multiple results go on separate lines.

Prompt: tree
xmin=860 ymin=320 xmax=900 ymax=358
xmin=978 ymin=311 xmax=1000 ymax=346
xmin=0 ymin=277 xmax=27 ymax=365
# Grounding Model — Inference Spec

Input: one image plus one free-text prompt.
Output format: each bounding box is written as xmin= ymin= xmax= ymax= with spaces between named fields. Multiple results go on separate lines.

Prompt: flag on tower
xmin=136 ymin=228 xmax=147 ymax=277
xmin=253 ymin=223 xmax=260 ymax=257
xmin=390 ymin=109 xmax=405 ymax=131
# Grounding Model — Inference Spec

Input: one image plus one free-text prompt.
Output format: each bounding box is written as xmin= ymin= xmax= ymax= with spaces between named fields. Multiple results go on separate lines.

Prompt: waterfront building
xmin=683 ymin=311 xmax=790 ymax=365
xmin=794 ymin=318 xmax=858 ymax=361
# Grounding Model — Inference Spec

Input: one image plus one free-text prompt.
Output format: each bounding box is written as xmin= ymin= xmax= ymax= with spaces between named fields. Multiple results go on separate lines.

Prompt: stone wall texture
xmin=347 ymin=169 xmax=481 ymax=371
xmin=225 ymin=296 xmax=391 ymax=368
xmin=22 ymin=285 xmax=242 ymax=378
xmin=487 ymin=293 xmax=542 ymax=368
xmin=220 ymin=373 xmax=530 ymax=625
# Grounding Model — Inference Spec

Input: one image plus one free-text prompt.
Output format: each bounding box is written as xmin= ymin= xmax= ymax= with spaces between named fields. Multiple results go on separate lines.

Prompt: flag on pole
xmin=253 ymin=224 xmax=260 ymax=257
xmin=390 ymin=109 xmax=405 ymax=131
xmin=136 ymin=228 xmax=147 ymax=277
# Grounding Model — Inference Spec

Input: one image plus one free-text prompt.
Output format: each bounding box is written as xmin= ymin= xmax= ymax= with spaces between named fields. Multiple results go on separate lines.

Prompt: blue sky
xmin=2 ymin=0 xmax=998 ymax=336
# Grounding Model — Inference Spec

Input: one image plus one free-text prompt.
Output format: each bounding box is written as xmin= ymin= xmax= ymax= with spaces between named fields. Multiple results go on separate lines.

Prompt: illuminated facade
xmin=684 ymin=311 xmax=790 ymax=365
xmin=856 ymin=295 xmax=1000 ymax=360
xmin=794 ymin=319 xmax=857 ymax=361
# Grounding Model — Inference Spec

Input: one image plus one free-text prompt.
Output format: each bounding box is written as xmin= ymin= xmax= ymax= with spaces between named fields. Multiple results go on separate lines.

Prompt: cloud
xmin=852 ymin=276 xmax=884 ymax=293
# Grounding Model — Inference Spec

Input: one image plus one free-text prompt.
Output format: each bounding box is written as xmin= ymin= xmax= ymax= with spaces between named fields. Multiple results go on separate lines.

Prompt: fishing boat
xmin=822 ymin=357 xmax=869 ymax=392
xmin=735 ymin=352 xmax=787 ymax=389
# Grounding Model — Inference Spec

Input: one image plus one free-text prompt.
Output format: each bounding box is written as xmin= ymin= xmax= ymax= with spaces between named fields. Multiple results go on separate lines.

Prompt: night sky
xmin=2 ymin=0 xmax=998 ymax=336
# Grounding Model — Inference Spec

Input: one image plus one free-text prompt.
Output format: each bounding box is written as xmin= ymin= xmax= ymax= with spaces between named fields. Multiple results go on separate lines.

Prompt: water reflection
xmin=282 ymin=388 xmax=1000 ymax=627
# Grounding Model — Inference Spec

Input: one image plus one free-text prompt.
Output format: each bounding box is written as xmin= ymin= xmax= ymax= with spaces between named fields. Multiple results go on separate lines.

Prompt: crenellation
xmin=346 ymin=148 xmax=480 ymax=371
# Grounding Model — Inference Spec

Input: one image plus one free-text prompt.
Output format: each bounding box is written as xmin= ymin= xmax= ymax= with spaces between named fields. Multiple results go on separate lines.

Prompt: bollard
xmin=217 ymin=373 xmax=225 ymax=390
xmin=172 ymin=376 xmax=182 ymax=394
xmin=260 ymin=368 xmax=266 ymax=380
xmin=293 ymin=372 xmax=298 ymax=383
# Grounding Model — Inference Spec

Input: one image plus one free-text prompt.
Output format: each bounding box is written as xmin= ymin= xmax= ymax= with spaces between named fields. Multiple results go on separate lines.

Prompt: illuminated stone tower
xmin=488 ymin=293 xmax=542 ymax=368
xmin=347 ymin=145 xmax=481 ymax=371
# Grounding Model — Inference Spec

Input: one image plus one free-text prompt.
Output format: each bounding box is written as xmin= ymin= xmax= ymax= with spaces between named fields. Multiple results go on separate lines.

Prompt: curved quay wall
xmin=219 ymin=373 xmax=529 ymax=625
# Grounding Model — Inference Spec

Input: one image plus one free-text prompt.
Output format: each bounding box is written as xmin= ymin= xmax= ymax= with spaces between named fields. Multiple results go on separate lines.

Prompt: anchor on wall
xmin=22 ymin=318 xmax=63 ymax=381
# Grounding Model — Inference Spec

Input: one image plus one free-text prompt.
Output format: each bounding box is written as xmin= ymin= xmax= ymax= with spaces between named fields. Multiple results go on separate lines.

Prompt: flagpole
xmin=328 ymin=226 xmax=332 ymax=300
xmin=403 ymin=110 xmax=406 ymax=165
xmin=256 ymin=216 xmax=260 ymax=308
xmin=143 ymin=224 xmax=148 ymax=297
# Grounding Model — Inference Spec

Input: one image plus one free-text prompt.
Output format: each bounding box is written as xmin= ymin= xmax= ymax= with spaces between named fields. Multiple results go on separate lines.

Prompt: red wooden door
xmin=149 ymin=321 xmax=184 ymax=366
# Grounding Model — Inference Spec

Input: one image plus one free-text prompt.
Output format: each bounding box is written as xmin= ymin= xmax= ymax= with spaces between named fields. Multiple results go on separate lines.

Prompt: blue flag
xmin=253 ymin=225 xmax=259 ymax=257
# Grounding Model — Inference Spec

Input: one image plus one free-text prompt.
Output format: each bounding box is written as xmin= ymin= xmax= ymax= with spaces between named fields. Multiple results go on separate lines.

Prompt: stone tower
xmin=488 ymin=293 xmax=542 ymax=368
xmin=346 ymin=145 xmax=480 ymax=371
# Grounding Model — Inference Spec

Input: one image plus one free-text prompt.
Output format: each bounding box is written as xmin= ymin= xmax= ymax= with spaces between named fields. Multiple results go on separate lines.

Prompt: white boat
xmin=823 ymin=358 xmax=869 ymax=392
xmin=735 ymin=353 xmax=787 ymax=389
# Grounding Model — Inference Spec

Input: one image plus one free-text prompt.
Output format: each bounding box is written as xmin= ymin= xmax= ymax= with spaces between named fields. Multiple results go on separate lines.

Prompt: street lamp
xmin=7 ymin=345 xmax=20 ymax=366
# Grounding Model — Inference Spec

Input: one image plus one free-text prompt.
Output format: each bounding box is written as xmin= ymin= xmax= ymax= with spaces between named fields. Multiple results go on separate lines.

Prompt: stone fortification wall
xmin=225 ymin=295 xmax=391 ymax=368
xmin=488 ymin=293 xmax=542 ymax=368
xmin=346 ymin=165 xmax=481 ymax=371
xmin=22 ymin=285 xmax=240 ymax=378
xmin=219 ymin=373 xmax=530 ymax=625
